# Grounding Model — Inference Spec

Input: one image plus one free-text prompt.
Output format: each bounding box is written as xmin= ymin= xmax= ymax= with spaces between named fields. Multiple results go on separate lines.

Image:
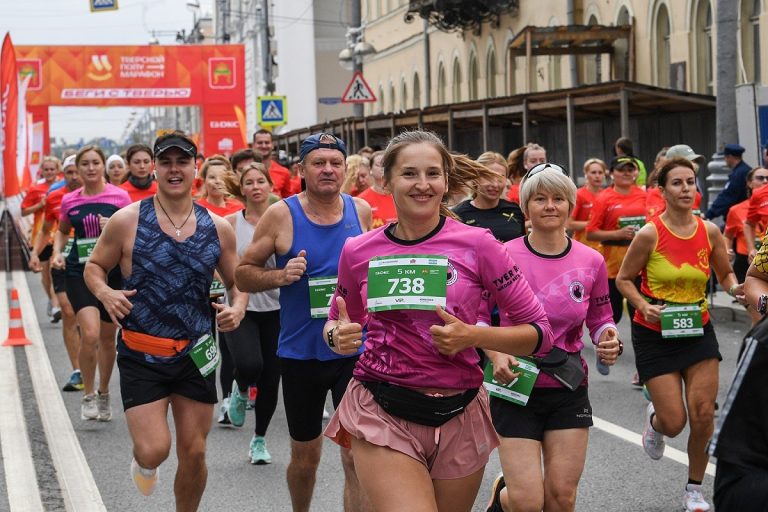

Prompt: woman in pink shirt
xmin=322 ymin=131 xmax=553 ymax=512
xmin=485 ymin=163 xmax=622 ymax=512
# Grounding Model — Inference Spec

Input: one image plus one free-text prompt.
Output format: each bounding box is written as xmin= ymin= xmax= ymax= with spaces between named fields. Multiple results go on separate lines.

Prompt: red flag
xmin=1 ymin=33 xmax=20 ymax=197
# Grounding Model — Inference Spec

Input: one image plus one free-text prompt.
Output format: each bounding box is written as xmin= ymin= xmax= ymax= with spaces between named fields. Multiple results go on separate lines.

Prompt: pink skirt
xmin=324 ymin=379 xmax=499 ymax=480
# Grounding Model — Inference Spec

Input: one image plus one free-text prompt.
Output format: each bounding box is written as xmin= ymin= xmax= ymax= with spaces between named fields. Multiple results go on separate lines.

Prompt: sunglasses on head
xmin=524 ymin=162 xmax=568 ymax=180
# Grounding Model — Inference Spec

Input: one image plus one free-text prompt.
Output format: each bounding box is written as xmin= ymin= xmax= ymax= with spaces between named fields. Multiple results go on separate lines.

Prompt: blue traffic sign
xmin=90 ymin=0 xmax=119 ymax=12
xmin=258 ymin=96 xmax=287 ymax=126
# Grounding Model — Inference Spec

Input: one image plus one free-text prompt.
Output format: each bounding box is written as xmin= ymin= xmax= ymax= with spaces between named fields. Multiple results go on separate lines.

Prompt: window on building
xmin=390 ymin=82 xmax=396 ymax=113
xmin=468 ymin=53 xmax=479 ymax=100
xmin=437 ymin=62 xmax=446 ymax=104
xmin=413 ymin=73 xmax=421 ymax=108
xmin=614 ymin=6 xmax=630 ymax=81
xmin=656 ymin=5 xmax=671 ymax=87
xmin=741 ymin=0 xmax=762 ymax=83
xmin=486 ymin=47 xmax=497 ymax=97
xmin=696 ymin=1 xmax=714 ymax=94
xmin=452 ymin=57 xmax=462 ymax=103
xmin=378 ymin=85 xmax=385 ymax=113
xmin=401 ymin=79 xmax=408 ymax=111
xmin=584 ymin=15 xmax=599 ymax=84
xmin=505 ymin=47 xmax=516 ymax=95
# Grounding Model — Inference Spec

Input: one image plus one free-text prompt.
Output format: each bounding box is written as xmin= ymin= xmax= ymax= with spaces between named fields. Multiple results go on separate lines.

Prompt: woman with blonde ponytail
xmin=322 ymin=130 xmax=553 ymax=512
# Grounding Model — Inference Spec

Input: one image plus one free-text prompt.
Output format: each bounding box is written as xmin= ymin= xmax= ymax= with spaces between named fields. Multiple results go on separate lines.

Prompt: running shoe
xmin=131 ymin=458 xmax=159 ymax=496
xmin=683 ymin=483 xmax=711 ymax=512
xmin=642 ymin=384 xmax=652 ymax=402
xmin=322 ymin=407 xmax=330 ymax=420
xmin=631 ymin=371 xmax=643 ymax=387
xmin=485 ymin=473 xmax=505 ymax=512
xmin=81 ymin=394 xmax=98 ymax=420
xmin=642 ymin=402 xmax=665 ymax=460
xmin=62 ymin=370 xmax=83 ymax=392
xmin=228 ymin=383 xmax=247 ymax=427
xmin=97 ymin=391 xmax=112 ymax=422
xmin=217 ymin=397 xmax=231 ymax=425
xmin=249 ymin=436 xmax=272 ymax=465
xmin=50 ymin=307 xmax=62 ymax=324
xmin=246 ymin=386 xmax=257 ymax=410
xmin=596 ymin=351 xmax=610 ymax=376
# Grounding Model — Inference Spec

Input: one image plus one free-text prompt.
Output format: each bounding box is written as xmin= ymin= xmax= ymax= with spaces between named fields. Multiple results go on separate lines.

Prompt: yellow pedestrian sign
xmin=342 ymin=72 xmax=376 ymax=103
xmin=258 ymin=96 xmax=287 ymax=127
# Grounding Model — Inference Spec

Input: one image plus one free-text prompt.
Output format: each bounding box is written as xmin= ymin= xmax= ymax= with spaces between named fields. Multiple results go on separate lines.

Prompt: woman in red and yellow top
xmin=195 ymin=156 xmax=245 ymax=217
xmin=725 ymin=167 xmax=768 ymax=284
xmin=646 ymin=167 xmax=703 ymax=219
xmin=568 ymin=158 xmax=605 ymax=251
xmin=616 ymin=158 xmax=741 ymax=512
xmin=586 ymin=156 xmax=647 ymax=324
xmin=742 ymin=167 xmax=768 ymax=264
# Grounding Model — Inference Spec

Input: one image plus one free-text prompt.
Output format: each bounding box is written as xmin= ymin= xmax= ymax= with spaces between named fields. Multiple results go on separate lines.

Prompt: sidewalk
xmin=708 ymin=291 xmax=751 ymax=325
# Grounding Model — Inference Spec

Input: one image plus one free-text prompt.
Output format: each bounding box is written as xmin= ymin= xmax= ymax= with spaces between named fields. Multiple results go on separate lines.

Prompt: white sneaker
xmin=322 ymin=407 xmax=330 ymax=420
xmin=217 ymin=397 xmax=231 ymax=425
xmin=683 ymin=484 xmax=711 ymax=511
xmin=131 ymin=458 xmax=159 ymax=496
xmin=97 ymin=392 xmax=112 ymax=422
xmin=642 ymin=402 xmax=665 ymax=460
xmin=81 ymin=394 xmax=98 ymax=420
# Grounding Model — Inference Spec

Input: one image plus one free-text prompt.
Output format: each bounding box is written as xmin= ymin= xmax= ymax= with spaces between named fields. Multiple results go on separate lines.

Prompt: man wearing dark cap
xmin=84 ymin=130 xmax=248 ymax=509
xmin=237 ymin=132 xmax=372 ymax=512
xmin=705 ymin=143 xmax=751 ymax=221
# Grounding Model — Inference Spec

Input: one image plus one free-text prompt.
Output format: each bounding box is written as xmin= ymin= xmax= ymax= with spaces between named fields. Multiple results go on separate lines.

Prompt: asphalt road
xmin=12 ymin=271 xmax=751 ymax=511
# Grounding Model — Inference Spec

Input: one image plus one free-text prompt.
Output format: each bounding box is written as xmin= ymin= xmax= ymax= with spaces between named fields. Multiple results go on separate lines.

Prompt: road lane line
xmin=0 ymin=278 xmax=45 ymax=511
xmin=14 ymin=271 xmax=107 ymax=512
xmin=593 ymin=415 xmax=716 ymax=477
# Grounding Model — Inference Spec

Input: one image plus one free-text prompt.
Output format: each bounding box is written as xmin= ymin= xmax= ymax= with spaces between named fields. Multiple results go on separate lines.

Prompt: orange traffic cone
xmin=3 ymin=289 xmax=31 ymax=347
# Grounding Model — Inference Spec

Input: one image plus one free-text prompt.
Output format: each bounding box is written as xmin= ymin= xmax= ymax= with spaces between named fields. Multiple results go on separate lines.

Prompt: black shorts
xmin=490 ymin=385 xmax=593 ymax=441
xmin=65 ymin=270 xmax=121 ymax=323
xmin=280 ymin=356 xmax=358 ymax=442
xmin=38 ymin=244 xmax=53 ymax=263
xmin=117 ymin=352 xmax=218 ymax=410
xmin=51 ymin=267 xmax=67 ymax=294
xmin=632 ymin=321 xmax=721 ymax=383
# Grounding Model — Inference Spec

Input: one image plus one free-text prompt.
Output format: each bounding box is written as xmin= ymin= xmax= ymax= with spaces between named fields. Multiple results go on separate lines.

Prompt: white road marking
xmin=14 ymin=271 xmax=107 ymax=511
xmin=593 ymin=416 xmax=716 ymax=476
xmin=0 ymin=277 xmax=45 ymax=511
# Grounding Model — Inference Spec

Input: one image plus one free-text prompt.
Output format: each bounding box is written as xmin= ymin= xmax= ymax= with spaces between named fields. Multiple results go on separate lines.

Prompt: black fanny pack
xmin=536 ymin=347 xmax=586 ymax=391
xmin=362 ymin=380 xmax=479 ymax=427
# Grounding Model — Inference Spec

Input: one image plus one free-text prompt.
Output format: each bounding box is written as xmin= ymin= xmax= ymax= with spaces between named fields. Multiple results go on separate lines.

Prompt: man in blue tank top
xmin=237 ymin=133 xmax=372 ymax=512
xmin=84 ymin=132 xmax=248 ymax=511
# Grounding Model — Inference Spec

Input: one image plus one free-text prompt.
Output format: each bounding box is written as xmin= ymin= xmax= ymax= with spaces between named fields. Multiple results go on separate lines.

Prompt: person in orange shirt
xmin=586 ymin=156 xmax=647 ymax=325
xmin=341 ymin=154 xmax=371 ymax=196
xmin=569 ymin=158 xmax=606 ymax=251
xmin=357 ymin=151 xmax=396 ymax=229
xmin=743 ymin=167 xmax=768 ymax=264
xmin=120 ymin=144 xmax=157 ymax=202
xmin=506 ymin=143 xmax=546 ymax=204
xmin=195 ymin=156 xmax=245 ymax=217
xmin=252 ymin=129 xmax=293 ymax=198
xmin=288 ymin=156 xmax=303 ymax=196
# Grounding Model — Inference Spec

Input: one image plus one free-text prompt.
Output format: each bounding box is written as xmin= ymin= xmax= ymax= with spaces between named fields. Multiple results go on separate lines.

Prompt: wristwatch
xmin=326 ymin=326 xmax=337 ymax=348
xmin=758 ymin=294 xmax=768 ymax=315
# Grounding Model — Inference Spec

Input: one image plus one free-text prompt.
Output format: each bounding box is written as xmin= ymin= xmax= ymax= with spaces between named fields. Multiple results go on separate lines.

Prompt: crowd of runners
xmin=19 ymin=128 xmax=768 ymax=512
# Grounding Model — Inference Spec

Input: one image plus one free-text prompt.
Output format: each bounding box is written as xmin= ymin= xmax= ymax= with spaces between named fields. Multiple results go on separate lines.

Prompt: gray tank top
xmin=235 ymin=211 xmax=280 ymax=312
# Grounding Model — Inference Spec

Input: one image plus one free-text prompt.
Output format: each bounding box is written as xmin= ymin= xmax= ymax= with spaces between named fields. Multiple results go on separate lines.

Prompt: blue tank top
xmin=277 ymin=194 xmax=363 ymax=361
xmin=119 ymin=199 xmax=221 ymax=363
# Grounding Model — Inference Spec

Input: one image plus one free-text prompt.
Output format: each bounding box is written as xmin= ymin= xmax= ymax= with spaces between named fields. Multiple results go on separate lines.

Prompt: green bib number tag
xmin=618 ymin=216 xmax=645 ymax=231
xmin=76 ymin=237 xmax=98 ymax=263
xmin=189 ymin=334 xmax=219 ymax=377
xmin=63 ymin=239 xmax=74 ymax=258
xmin=660 ymin=304 xmax=703 ymax=339
xmin=367 ymin=255 xmax=447 ymax=312
xmin=482 ymin=359 xmax=540 ymax=407
xmin=308 ymin=276 xmax=337 ymax=319
xmin=209 ymin=279 xmax=225 ymax=298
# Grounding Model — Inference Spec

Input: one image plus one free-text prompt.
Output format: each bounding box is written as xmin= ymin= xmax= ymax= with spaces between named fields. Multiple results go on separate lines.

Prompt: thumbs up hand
xmin=281 ymin=249 xmax=307 ymax=285
xmin=331 ymin=296 xmax=364 ymax=355
xmin=430 ymin=305 xmax=473 ymax=356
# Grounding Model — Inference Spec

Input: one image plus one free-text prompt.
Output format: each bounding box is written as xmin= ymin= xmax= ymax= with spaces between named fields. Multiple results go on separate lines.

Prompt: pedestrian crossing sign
xmin=342 ymin=72 xmax=376 ymax=103
xmin=258 ymin=96 xmax=287 ymax=126
xmin=90 ymin=0 xmax=118 ymax=12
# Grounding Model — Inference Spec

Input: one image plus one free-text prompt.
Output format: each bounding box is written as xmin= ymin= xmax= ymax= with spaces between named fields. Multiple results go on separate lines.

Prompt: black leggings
xmin=222 ymin=310 xmax=281 ymax=436
xmin=608 ymin=277 xmax=639 ymax=324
